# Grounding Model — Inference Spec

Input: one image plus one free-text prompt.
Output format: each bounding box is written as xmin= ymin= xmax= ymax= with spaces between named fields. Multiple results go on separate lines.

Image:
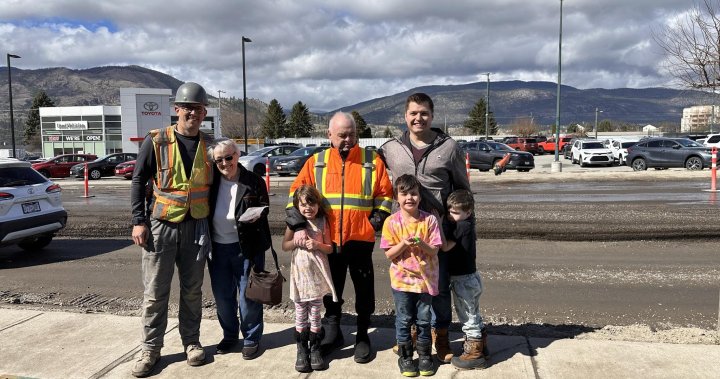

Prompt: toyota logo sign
xmin=143 ymin=102 xmax=159 ymax=111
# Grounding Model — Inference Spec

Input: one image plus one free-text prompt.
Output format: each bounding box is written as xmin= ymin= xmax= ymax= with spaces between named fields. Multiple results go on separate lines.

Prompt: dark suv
xmin=626 ymin=137 xmax=711 ymax=171
xmin=69 ymin=153 xmax=137 ymax=180
xmin=462 ymin=141 xmax=535 ymax=172
xmin=31 ymin=154 xmax=98 ymax=178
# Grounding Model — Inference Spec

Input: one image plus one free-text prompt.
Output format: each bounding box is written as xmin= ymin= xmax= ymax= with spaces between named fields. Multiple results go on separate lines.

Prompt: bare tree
xmin=654 ymin=0 xmax=720 ymax=90
xmin=509 ymin=117 xmax=537 ymax=137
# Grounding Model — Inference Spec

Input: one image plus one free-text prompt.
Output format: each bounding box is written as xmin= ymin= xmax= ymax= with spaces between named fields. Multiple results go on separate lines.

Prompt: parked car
xmin=609 ymin=139 xmax=639 ymax=165
xmin=462 ymin=141 xmax=535 ymax=172
xmin=569 ymin=139 xmax=614 ymax=167
xmin=703 ymin=133 xmax=720 ymax=149
xmin=69 ymin=153 xmax=137 ymax=180
xmin=626 ymin=137 xmax=711 ymax=171
xmin=238 ymin=145 xmax=301 ymax=175
xmin=31 ymin=153 xmax=98 ymax=178
xmin=272 ymin=146 xmax=329 ymax=176
xmin=563 ymin=137 xmax=582 ymax=159
xmin=538 ymin=136 xmax=573 ymax=155
xmin=504 ymin=137 xmax=540 ymax=155
xmin=114 ymin=160 xmax=136 ymax=179
xmin=0 ymin=158 xmax=67 ymax=251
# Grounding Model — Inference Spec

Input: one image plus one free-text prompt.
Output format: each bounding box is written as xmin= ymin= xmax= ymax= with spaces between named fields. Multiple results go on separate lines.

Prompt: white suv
xmin=0 ymin=158 xmax=67 ymax=251
xmin=703 ymin=134 xmax=720 ymax=149
xmin=609 ymin=139 xmax=639 ymax=165
xmin=570 ymin=139 xmax=614 ymax=167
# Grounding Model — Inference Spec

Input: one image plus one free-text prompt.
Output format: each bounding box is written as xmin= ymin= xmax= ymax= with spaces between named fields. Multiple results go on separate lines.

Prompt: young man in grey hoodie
xmin=378 ymin=92 xmax=472 ymax=364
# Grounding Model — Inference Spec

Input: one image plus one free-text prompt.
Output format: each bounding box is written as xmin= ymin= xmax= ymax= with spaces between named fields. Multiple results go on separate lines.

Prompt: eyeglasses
xmin=176 ymin=104 xmax=205 ymax=114
xmin=213 ymin=154 xmax=236 ymax=165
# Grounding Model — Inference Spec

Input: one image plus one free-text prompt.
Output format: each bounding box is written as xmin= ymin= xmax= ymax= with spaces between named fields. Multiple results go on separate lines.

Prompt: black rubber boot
xmin=294 ymin=329 xmax=311 ymax=373
xmin=309 ymin=329 xmax=326 ymax=371
xmin=397 ymin=341 xmax=418 ymax=377
xmin=320 ymin=317 xmax=344 ymax=356
xmin=416 ymin=340 xmax=435 ymax=376
xmin=354 ymin=326 xmax=372 ymax=363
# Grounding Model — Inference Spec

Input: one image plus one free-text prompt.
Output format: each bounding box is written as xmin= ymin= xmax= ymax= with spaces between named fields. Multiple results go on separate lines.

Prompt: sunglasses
xmin=176 ymin=104 xmax=205 ymax=113
xmin=213 ymin=154 xmax=236 ymax=165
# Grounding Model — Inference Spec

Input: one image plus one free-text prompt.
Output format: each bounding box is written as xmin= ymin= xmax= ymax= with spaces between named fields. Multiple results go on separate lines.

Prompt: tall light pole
xmin=242 ymin=36 xmax=252 ymax=153
xmin=217 ymin=90 xmax=225 ymax=136
xmin=594 ymin=107 xmax=603 ymax=139
xmin=7 ymin=53 xmax=21 ymax=158
xmin=483 ymin=72 xmax=491 ymax=140
xmin=552 ymin=0 xmax=563 ymax=173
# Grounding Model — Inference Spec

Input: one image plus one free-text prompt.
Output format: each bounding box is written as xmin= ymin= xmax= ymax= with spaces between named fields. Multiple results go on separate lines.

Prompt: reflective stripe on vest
xmin=287 ymin=148 xmax=384 ymax=210
xmin=150 ymin=126 xmax=211 ymax=222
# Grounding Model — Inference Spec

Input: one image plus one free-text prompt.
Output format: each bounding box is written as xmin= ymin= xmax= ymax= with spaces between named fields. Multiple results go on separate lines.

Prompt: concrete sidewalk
xmin=1 ymin=308 xmax=718 ymax=379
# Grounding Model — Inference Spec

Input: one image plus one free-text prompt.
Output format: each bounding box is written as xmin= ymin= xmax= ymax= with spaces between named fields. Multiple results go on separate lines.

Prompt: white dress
xmin=288 ymin=216 xmax=338 ymax=303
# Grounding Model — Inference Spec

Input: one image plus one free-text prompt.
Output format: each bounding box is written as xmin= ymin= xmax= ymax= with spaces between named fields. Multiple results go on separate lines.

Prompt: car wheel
xmin=253 ymin=163 xmax=266 ymax=176
xmin=39 ymin=169 xmax=50 ymax=178
xmin=618 ymin=154 xmax=624 ymax=165
xmin=631 ymin=158 xmax=647 ymax=171
xmin=685 ymin=156 xmax=703 ymax=170
xmin=90 ymin=169 xmax=102 ymax=180
xmin=579 ymin=155 xmax=587 ymax=167
xmin=537 ymin=147 xmax=545 ymax=155
xmin=18 ymin=234 xmax=53 ymax=251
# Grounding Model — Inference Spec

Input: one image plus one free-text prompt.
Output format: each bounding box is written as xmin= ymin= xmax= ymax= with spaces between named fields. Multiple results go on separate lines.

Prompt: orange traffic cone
xmin=493 ymin=153 xmax=511 ymax=176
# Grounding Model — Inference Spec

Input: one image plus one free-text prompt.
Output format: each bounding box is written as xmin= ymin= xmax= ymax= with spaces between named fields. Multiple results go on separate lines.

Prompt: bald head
xmin=327 ymin=112 xmax=357 ymax=153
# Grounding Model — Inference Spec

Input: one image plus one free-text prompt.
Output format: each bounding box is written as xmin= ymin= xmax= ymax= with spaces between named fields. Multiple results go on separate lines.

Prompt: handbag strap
xmin=267 ymin=244 xmax=280 ymax=272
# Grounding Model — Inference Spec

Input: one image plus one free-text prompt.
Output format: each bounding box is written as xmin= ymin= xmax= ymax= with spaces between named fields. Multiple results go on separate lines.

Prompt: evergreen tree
xmin=383 ymin=126 xmax=394 ymax=138
xmin=287 ymin=101 xmax=313 ymax=137
xmin=24 ymin=91 xmax=56 ymax=145
xmin=463 ymin=98 xmax=497 ymax=135
xmin=261 ymin=99 xmax=286 ymax=138
xmin=351 ymin=111 xmax=372 ymax=138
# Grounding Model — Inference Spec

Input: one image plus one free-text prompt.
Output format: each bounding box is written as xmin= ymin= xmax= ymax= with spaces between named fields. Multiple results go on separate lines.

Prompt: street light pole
xmin=217 ymin=89 xmax=225 ymax=136
xmin=7 ymin=53 xmax=21 ymax=158
xmin=552 ymin=0 xmax=563 ymax=172
xmin=483 ymin=72 xmax=490 ymax=140
xmin=242 ymin=36 xmax=252 ymax=154
xmin=594 ymin=108 xmax=603 ymax=139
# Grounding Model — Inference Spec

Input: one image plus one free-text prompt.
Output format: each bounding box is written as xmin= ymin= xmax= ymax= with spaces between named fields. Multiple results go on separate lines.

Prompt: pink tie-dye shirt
xmin=380 ymin=210 xmax=442 ymax=295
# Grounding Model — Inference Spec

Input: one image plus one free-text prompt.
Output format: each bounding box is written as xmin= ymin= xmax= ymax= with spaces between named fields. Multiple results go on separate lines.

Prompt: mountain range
xmin=0 ymin=65 xmax=715 ymax=138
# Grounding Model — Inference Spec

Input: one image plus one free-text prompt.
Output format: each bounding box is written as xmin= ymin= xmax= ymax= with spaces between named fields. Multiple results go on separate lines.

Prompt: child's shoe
xmin=416 ymin=340 xmax=435 ymax=376
xmin=309 ymin=329 xmax=326 ymax=370
xmin=294 ymin=329 xmax=311 ymax=373
xmin=397 ymin=341 xmax=418 ymax=377
xmin=451 ymin=336 xmax=487 ymax=370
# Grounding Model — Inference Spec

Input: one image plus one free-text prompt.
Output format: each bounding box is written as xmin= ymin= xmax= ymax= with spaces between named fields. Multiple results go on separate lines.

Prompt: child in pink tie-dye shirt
xmin=380 ymin=174 xmax=442 ymax=376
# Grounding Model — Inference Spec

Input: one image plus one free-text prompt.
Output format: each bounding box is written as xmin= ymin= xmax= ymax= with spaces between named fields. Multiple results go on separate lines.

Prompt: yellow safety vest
xmin=150 ymin=126 xmax=212 ymax=222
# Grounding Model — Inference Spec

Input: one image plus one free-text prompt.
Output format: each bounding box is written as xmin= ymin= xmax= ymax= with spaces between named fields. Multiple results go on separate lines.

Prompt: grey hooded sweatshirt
xmin=378 ymin=128 xmax=471 ymax=215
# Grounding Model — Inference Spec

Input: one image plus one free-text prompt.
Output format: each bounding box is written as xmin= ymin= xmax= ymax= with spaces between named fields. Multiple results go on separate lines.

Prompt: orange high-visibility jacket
xmin=289 ymin=145 xmax=393 ymax=245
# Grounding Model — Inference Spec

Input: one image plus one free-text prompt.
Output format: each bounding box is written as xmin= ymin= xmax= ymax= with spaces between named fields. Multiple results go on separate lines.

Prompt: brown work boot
xmin=432 ymin=328 xmax=453 ymax=364
xmin=185 ymin=343 xmax=206 ymax=366
xmin=131 ymin=350 xmax=160 ymax=378
xmin=392 ymin=324 xmax=417 ymax=355
xmin=451 ymin=336 xmax=487 ymax=370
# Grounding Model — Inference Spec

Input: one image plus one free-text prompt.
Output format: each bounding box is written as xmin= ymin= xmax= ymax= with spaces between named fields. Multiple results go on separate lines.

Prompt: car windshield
xmin=0 ymin=167 xmax=48 ymax=186
xmin=488 ymin=142 xmax=515 ymax=151
xmin=676 ymin=139 xmax=702 ymax=147
xmin=247 ymin=147 xmax=274 ymax=156
xmin=288 ymin=147 xmax=314 ymax=157
xmin=582 ymin=142 xmax=604 ymax=149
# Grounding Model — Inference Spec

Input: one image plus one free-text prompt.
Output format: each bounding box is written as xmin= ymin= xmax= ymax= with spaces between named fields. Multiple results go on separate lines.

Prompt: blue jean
xmin=392 ymin=289 xmax=432 ymax=343
xmin=431 ymin=251 xmax=452 ymax=329
xmin=449 ymin=272 xmax=484 ymax=339
xmin=208 ymin=242 xmax=265 ymax=346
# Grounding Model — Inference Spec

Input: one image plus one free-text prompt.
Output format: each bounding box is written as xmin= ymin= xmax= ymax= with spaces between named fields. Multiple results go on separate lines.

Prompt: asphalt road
xmin=1 ymin=160 xmax=720 ymax=336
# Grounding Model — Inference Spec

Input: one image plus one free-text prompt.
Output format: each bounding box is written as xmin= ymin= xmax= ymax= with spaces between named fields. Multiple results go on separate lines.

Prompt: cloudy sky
xmin=0 ymin=0 xmax=697 ymax=111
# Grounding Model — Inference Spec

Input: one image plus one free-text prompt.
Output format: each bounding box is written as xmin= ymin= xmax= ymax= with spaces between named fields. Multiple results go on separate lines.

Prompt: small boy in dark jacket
xmin=441 ymin=189 xmax=488 ymax=370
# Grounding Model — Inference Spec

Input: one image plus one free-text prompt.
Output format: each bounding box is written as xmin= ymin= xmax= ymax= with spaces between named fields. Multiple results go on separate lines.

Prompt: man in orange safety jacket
xmin=287 ymin=111 xmax=393 ymax=363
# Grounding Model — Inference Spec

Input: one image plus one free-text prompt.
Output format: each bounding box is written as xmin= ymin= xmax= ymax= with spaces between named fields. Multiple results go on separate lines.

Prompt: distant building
xmin=681 ymin=105 xmax=718 ymax=133
xmin=38 ymin=88 xmax=221 ymax=158
xmin=642 ymin=124 xmax=659 ymax=135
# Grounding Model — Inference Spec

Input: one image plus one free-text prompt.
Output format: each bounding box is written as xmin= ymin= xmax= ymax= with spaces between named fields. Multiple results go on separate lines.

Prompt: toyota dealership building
xmin=38 ymin=88 xmax=221 ymax=158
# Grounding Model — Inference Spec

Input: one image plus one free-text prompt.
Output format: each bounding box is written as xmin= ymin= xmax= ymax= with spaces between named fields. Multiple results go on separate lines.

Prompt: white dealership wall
xmin=120 ymin=88 xmax=221 ymax=154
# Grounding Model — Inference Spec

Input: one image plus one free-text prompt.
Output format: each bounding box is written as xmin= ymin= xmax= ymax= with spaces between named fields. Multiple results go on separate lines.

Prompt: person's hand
xmin=293 ymin=229 xmax=308 ymax=247
xmin=305 ymin=238 xmax=317 ymax=251
xmin=403 ymin=236 xmax=421 ymax=247
xmin=132 ymin=224 xmax=148 ymax=248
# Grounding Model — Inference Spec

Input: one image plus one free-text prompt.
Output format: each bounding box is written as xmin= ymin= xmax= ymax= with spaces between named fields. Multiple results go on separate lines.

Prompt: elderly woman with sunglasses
xmin=207 ymin=138 xmax=271 ymax=359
